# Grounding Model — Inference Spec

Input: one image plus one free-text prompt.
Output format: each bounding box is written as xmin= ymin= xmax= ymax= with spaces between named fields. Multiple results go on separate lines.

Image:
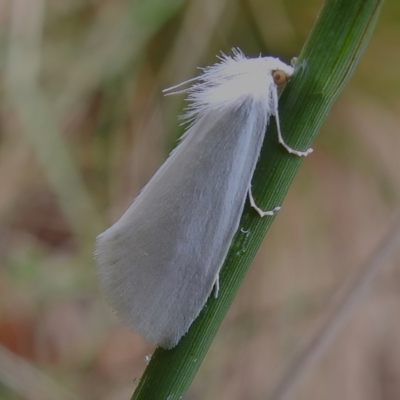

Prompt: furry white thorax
xmin=165 ymin=49 xmax=294 ymax=124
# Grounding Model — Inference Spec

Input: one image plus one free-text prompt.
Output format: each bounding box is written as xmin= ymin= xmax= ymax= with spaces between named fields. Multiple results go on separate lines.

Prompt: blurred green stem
xmin=5 ymin=0 xmax=103 ymax=243
xmin=132 ymin=0 xmax=383 ymax=399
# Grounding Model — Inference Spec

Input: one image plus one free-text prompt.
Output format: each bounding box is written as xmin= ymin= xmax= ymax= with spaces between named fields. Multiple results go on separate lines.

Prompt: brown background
xmin=0 ymin=0 xmax=400 ymax=399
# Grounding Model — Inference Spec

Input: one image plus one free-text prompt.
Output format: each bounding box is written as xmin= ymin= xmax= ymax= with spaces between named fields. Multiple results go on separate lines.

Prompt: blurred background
xmin=0 ymin=0 xmax=399 ymax=399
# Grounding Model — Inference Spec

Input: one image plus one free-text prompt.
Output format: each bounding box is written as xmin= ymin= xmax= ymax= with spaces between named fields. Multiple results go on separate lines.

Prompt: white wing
xmin=95 ymin=94 xmax=272 ymax=348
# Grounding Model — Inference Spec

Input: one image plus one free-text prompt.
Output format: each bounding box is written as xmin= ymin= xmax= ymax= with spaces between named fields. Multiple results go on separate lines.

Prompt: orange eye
xmin=272 ymin=70 xmax=288 ymax=85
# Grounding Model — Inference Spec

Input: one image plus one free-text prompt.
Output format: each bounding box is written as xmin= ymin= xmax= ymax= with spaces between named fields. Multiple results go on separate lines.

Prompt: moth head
xmin=272 ymin=70 xmax=290 ymax=86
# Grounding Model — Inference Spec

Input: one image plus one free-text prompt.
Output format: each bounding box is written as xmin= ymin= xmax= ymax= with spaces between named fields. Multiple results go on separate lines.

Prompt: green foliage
xmin=131 ymin=0 xmax=383 ymax=398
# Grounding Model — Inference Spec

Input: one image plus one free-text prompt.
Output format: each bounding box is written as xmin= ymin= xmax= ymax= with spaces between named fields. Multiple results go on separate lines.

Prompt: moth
xmin=95 ymin=49 xmax=312 ymax=348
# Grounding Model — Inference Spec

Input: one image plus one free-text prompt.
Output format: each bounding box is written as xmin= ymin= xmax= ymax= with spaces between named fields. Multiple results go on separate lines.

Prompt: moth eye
xmin=272 ymin=70 xmax=288 ymax=85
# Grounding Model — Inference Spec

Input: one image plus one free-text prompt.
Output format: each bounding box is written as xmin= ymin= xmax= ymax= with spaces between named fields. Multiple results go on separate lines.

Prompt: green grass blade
xmin=131 ymin=0 xmax=383 ymax=398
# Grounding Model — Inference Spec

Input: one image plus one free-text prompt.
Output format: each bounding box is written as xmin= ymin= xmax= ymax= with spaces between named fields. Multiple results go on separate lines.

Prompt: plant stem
xmin=132 ymin=0 xmax=384 ymax=398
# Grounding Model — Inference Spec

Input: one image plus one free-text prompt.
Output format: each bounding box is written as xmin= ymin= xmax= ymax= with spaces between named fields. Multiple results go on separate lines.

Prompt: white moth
xmin=95 ymin=49 xmax=312 ymax=349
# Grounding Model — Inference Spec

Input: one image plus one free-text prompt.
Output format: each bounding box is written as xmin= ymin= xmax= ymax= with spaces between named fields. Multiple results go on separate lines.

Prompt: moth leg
xmin=272 ymin=86 xmax=313 ymax=157
xmin=249 ymin=186 xmax=281 ymax=218
xmin=213 ymin=274 xmax=220 ymax=298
